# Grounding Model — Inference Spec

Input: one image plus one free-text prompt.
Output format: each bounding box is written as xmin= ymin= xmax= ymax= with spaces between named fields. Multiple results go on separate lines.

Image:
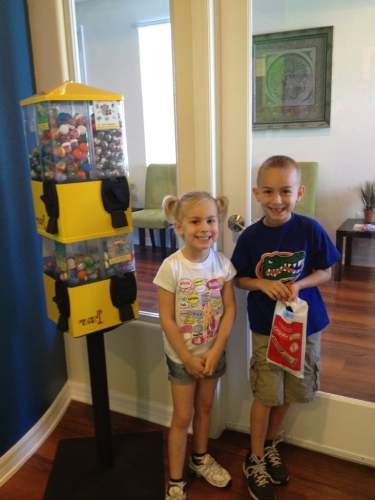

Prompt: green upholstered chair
xmin=295 ymin=162 xmax=319 ymax=217
xmin=132 ymin=164 xmax=177 ymax=252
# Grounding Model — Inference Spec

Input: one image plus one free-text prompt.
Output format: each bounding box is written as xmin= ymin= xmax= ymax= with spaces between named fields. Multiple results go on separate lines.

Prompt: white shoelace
xmin=245 ymin=457 xmax=270 ymax=486
xmin=250 ymin=462 xmax=270 ymax=486
xmin=265 ymin=437 xmax=283 ymax=466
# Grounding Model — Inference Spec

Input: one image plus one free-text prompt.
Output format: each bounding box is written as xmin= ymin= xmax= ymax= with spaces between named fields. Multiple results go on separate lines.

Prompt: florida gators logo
xmin=256 ymin=251 xmax=305 ymax=282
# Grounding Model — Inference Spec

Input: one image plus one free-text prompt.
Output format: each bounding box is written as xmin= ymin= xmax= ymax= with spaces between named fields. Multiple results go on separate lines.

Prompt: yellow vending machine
xmin=21 ymin=84 xmax=163 ymax=500
xmin=21 ymin=82 xmax=138 ymax=337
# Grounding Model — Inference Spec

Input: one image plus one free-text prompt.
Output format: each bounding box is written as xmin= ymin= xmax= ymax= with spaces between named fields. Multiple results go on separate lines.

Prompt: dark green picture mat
xmin=253 ymin=26 xmax=333 ymax=129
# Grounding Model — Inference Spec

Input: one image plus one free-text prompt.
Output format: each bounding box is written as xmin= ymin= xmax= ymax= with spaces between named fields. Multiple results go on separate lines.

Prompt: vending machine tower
xmin=21 ymin=81 xmax=138 ymax=337
xmin=20 ymin=84 xmax=164 ymax=500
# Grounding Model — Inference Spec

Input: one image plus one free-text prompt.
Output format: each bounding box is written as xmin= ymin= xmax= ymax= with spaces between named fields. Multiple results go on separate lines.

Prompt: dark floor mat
xmin=43 ymin=432 xmax=165 ymax=500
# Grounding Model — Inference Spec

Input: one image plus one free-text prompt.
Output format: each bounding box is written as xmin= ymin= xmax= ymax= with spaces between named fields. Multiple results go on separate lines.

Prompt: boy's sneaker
xmin=165 ymin=481 xmax=187 ymax=500
xmin=188 ymin=453 xmax=231 ymax=487
xmin=264 ymin=437 xmax=289 ymax=485
xmin=243 ymin=454 xmax=275 ymax=500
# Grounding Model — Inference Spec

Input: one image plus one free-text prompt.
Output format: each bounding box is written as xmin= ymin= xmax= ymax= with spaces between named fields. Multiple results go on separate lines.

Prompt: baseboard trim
xmin=283 ymin=434 xmax=375 ymax=468
xmin=225 ymin=421 xmax=375 ymax=468
xmin=2 ymin=380 xmax=373 ymax=489
xmin=71 ymin=381 xmax=375 ymax=467
xmin=69 ymin=381 xmax=173 ymax=429
xmin=0 ymin=383 xmax=71 ymax=487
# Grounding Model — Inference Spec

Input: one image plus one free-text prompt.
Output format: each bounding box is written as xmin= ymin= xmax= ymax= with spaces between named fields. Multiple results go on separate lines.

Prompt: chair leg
xmin=149 ymin=229 xmax=156 ymax=248
xmin=138 ymin=228 xmax=145 ymax=247
xmin=170 ymin=227 xmax=177 ymax=251
xmin=160 ymin=229 xmax=167 ymax=254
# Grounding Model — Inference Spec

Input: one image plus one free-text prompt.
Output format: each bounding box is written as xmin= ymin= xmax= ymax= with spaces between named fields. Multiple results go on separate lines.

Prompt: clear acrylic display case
xmin=43 ymin=234 xmax=135 ymax=286
xmin=43 ymin=238 xmax=101 ymax=285
xmin=102 ymin=234 xmax=135 ymax=277
xmin=24 ymin=101 xmax=91 ymax=182
xmin=90 ymin=100 xmax=127 ymax=180
xmin=21 ymin=83 xmax=128 ymax=182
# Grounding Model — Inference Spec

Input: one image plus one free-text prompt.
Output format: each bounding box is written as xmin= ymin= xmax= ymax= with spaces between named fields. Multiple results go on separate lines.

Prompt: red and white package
xmin=266 ymin=298 xmax=308 ymax=378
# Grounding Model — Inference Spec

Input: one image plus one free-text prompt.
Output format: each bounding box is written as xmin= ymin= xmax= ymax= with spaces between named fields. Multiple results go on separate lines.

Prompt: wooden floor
xmin=1 ymin=400 xmax=374 ymax=500
xmin=1 ymin=253 xmax=374 ymax=498
xmin=134 ymin=245 xmax=375 ymax=403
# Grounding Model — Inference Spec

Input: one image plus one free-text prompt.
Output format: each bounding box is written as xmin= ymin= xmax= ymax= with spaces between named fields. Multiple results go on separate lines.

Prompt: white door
xmin=171 ymin=0 xmax=375 ymax=467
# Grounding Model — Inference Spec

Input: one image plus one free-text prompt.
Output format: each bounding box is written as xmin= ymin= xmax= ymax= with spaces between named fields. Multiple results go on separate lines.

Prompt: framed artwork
xmin=253 ymin=26 xmax=333 ymax=130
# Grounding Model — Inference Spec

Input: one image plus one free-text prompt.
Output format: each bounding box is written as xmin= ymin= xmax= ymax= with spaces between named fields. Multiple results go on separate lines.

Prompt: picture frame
xmin=253 ymin=26 xmax=333 ymax=130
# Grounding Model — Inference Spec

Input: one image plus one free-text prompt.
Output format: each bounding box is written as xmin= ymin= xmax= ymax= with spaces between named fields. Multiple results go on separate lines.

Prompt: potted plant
xmin=360 ymin=181 xmax=375 ymax=223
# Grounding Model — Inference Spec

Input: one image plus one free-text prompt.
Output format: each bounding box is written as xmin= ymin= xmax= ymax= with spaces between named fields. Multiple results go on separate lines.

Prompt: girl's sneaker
xmin=188 ymin=453 xmax=231 ymax=487
xmin=165 ymin=481 xmax=187 ymax=500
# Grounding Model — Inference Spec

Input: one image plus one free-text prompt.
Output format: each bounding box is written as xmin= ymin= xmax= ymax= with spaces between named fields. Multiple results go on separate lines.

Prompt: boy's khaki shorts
xmin=250 ymin=331 xmax=321 ymax=407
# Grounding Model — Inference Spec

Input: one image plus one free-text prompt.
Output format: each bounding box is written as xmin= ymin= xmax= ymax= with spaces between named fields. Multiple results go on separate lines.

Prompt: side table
xmin=335 ymin=218 xmax=375 ymax=281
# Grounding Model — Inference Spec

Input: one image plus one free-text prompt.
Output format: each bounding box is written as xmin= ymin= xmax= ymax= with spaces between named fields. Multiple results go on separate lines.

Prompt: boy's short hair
xmin=257 ymin=155 xmax=301 ymax=186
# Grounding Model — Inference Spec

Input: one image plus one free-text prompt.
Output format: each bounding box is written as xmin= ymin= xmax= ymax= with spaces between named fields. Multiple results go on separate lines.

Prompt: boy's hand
xmin=258 ymin=279 xmax=290 ymax=301
xmin=202 ymin=348 xmax=222 ymax=376
xmin=183 ymin=355 xmax=205 ymax=378
xmin=286 ymin=281 xmax=301 ymax=302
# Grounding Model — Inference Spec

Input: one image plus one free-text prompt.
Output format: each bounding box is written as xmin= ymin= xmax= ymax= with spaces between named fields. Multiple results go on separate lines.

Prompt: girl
xmin=153 ymin=191 xmax=236 ymax=500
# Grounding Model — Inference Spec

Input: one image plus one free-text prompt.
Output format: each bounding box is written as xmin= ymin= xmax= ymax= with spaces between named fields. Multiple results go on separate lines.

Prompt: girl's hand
xmin=258 ymin=279 xmax=290 ymax=301
xmin=202 ymin=348 xmax=222 ymax=376
xmin=184 ymin=355 xmax=205 ymax=378
xmin=286 ymin=281 xmax=301 ymax=302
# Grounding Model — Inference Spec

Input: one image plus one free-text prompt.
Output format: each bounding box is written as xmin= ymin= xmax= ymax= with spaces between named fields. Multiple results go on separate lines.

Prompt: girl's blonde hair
xmin=162 ymin=191 xmax=229 ymax=223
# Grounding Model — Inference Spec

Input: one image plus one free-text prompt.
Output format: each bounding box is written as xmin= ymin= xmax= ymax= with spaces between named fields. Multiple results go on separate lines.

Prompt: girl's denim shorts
xmin=166 ymin=353 xmax=226 ymax=385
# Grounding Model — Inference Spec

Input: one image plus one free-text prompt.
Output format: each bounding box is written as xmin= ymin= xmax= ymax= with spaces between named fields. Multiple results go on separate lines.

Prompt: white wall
xmin=253 ymin=0 xmax=375 ymax=265
xmin=75 ymin=0 xmax=170 ymax=208
xmin=69 ymin=0 xmax=375 ymax=410
xmin=65 ymin=319 xmax=172 ymax=411
xmin=76 ymin=0 xmax=375 ymax=263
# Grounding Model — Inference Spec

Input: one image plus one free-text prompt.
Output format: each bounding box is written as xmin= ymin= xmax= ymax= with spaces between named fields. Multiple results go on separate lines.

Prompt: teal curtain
xmin=0 ymin=0 xmax=67 ymax=455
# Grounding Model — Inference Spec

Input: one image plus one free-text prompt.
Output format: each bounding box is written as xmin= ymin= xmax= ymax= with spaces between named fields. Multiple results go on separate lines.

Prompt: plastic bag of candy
xmin=266 ymin=298 xmax=308 ymax=378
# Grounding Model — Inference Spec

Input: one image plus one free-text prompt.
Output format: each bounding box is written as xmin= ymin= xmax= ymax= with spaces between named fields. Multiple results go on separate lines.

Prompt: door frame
xmin=170 ymin=0 xmax=375 ymax=466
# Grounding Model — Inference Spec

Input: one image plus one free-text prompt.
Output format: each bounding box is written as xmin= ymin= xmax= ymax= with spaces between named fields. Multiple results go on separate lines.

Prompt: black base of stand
xmin=43 ymin=432 xmax=165 ymax=500
xmin=43 ymin=330 xmax=165 ymax=500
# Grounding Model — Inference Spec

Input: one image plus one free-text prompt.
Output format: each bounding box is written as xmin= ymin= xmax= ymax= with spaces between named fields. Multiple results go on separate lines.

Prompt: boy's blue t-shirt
xmin=231 ymin=213 xmax=341 ymax=336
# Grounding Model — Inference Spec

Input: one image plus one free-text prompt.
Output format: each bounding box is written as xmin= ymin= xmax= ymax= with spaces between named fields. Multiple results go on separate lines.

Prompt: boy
xmin=231 ymin=155 xmax=340 ymax=500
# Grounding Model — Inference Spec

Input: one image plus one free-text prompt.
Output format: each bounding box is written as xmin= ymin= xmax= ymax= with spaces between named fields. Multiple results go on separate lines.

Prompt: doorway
xmin=62 ymin=0 xmax=375 ymax=465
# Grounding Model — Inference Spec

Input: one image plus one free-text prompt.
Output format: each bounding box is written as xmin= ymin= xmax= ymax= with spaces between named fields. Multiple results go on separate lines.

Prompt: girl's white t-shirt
xmin=153 ymin=249 xmax=236 ymax=363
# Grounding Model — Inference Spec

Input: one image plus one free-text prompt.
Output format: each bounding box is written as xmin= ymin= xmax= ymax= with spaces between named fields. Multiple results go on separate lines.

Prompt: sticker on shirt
xmin=256 ymin=251 xmax=305 ymax=282
xmin=177 ymin=276 xmax=224 ymax=345
xmin=193 ymin=277 xmax=207 ymax=294
xmin=178 ymin=278 xmax=194 ymax=294
xmin=183 ymin=302 xmax=218 ymax=346
xmin=202 ymin=301 xmax=218 ymax=341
